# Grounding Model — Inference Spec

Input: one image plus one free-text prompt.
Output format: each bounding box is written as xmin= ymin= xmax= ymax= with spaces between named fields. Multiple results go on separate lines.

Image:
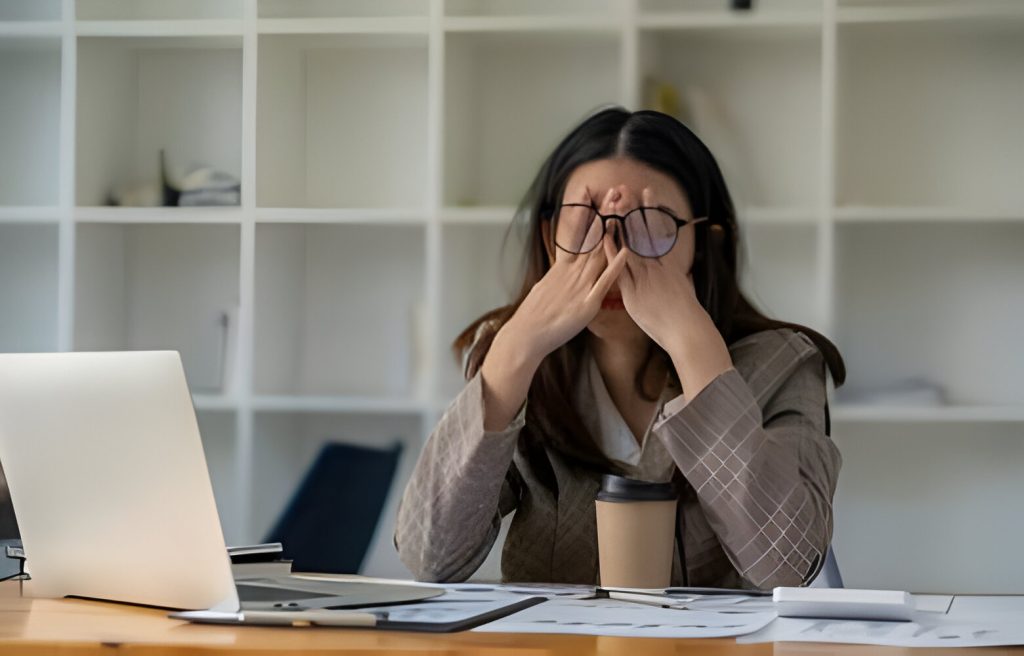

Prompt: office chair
xmin=810 ymin=399 xmax=845 ymax=588
xmin=811 ymin=545 xmax=845 ymax=588
xmin=265 ymin=441 xmax=402 ymax=574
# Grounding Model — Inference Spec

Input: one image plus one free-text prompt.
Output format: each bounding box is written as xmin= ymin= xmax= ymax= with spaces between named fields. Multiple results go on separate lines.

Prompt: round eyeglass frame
xmin=552 ymin=203 xmax=709 ymax=258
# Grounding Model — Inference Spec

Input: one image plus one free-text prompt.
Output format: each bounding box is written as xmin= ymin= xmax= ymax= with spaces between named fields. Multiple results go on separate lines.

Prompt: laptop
xmin=0 ymin=351 xmax=440 ymax=614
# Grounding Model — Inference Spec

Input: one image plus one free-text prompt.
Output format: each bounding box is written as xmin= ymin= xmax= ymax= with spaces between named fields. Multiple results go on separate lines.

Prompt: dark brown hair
xmin=453 ymin=106 xmax=845 ymax=467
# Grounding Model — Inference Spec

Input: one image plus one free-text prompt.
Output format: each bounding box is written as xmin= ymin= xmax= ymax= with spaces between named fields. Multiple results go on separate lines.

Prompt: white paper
xmin=473 ymin=597 xmax=777 ymax=638
xmin=915 ymin=594 xmax=955 ymax=614
xmin=947 ymin=595 xmax=1024 ymax=619
xmin=738 ymin=615 xmax=1024 ymax=648
xmin=739 ymin=594 xmax=1024 ymax=647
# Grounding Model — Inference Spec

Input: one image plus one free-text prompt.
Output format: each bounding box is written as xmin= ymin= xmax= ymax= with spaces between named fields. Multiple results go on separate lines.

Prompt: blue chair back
xmin=265 ymin=441 xmax=402 ymax=574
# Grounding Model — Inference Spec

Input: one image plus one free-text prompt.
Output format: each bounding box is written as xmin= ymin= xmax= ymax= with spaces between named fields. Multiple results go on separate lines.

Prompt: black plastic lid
xmin=595 ymin=475 xmax=678 ymax=502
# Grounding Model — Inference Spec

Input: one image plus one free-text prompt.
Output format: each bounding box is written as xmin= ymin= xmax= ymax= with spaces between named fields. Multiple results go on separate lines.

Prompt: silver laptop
xmin=0 ymin=351 xmax=438 ymax=614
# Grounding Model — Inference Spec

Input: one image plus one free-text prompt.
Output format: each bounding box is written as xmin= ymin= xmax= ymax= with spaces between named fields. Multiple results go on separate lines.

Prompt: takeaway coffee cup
xmin=595 ymin=474 xmax=678 ymax=589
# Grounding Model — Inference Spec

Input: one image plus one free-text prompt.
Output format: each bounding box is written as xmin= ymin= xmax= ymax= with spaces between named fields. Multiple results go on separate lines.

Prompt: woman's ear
xmin=710 ymin=223 xmax=725 ymax=246
xmin=696 ymin=222 xmax=725 ymax=259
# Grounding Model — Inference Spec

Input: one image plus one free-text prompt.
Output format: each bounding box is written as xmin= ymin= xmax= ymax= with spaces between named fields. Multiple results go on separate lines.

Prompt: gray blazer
xmin=394 ymin=327 xmax=841 ymax=590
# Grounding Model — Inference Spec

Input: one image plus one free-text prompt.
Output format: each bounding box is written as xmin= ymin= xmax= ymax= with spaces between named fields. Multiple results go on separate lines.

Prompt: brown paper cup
xmin=595 ymin=475 xmax=678 ymax=589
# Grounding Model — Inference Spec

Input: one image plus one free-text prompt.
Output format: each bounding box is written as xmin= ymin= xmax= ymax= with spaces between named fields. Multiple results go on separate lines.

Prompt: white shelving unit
xmin=1 ymin=0 xmax=1021 ymax=590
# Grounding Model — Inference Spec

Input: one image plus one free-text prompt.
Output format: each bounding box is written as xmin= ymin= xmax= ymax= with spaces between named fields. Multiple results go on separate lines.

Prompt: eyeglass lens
xmin=554 ymin=205 xmax=681 ymax=257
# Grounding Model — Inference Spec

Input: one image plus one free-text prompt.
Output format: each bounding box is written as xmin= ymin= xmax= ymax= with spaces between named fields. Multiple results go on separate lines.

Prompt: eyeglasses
xmin=552 ymin=203 xmax=708 ymax=258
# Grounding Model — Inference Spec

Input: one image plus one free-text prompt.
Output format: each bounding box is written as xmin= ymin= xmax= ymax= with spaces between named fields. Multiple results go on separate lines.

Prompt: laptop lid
xmin=0 ymin=351 xmax=239 ymax=611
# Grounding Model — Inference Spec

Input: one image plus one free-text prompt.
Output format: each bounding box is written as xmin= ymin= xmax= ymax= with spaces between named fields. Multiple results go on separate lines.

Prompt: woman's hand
xmin=502 ymin=186 xmax=629 ymax=363
xmin=479 ymin=187 xmax=628 ymax=432
xmin=610 ymin=186 xmax=733 ymax=401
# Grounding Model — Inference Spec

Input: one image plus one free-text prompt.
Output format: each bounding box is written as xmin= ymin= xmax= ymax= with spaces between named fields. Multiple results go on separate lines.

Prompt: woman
xmin=394 ymin=107 xmax=845 ymax=590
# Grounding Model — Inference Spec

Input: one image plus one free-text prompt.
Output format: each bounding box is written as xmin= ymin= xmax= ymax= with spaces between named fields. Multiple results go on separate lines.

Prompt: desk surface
xmin=1 ymin=581 xmax=1021 ymax=655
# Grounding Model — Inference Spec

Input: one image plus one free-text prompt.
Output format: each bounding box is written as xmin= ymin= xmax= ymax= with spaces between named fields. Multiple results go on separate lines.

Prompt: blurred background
xmin=0 ymin=0 xmax=1021 ymax=592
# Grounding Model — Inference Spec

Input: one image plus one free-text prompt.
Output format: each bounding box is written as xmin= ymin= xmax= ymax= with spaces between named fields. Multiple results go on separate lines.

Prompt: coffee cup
xmin=594 ymin=474 xmax=678 ymax=589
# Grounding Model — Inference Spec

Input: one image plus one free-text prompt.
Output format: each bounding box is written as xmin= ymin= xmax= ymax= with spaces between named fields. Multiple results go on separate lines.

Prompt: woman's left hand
xmin=607 ymin=186 xmax=734 ymax=400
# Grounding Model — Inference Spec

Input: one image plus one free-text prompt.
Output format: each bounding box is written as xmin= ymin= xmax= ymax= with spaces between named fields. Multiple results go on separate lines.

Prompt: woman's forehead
xmin=563 ymin=157 xmax=688 ymax=208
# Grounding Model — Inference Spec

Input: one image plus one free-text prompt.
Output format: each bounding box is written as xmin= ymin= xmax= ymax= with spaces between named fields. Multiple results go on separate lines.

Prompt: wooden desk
xmin=1 ymin=582 xmax=1020 ymax=655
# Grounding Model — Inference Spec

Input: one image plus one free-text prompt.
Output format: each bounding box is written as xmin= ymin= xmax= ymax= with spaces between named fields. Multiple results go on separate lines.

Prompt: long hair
xmin=453 ymin=106 xmax=845 ymax=467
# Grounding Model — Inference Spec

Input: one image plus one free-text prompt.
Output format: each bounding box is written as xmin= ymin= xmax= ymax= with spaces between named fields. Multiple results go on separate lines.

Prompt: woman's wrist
xmin=495 ymin=316 xmax=548 ymax=370
xmin=478 ymin=319 xmax=544 ymax=432
xmin=664 ymin=315 xmax=733 ymax=401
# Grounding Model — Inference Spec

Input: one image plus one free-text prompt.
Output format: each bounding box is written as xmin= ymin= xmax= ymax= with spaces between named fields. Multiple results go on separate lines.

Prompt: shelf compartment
xmin=0 ymin=223 xmax=59 ymax=353
xmin=832 ymin=421 xmax=1024 ymax=593
xmin=250 ymin=410 xmax=423 ymax=577
xmin=253 ymin=223 xmax=426 ymax=398
xmin=76 ymin=36 xmax=243 ymax=207
xmin=738 ymin=222 xmax=823 ymax=332
xmin=0 ymin=37 xmax=61 ymax=206
xmin=444 ymin=30 xmax=621 ymax=208
xmin=638 ymin=27 xmax=822 ymax=212
xmin=836 ymin=17 xmax=1024 ymax=210
xmin=438 ymin=222 xmax=525 ymax=401
xmin=834 ymin=222 xmax=1024 ymax=407
xmin=196 ymin=409 xmax=242 ymax=545
xmin=256 ymin=33 xmax=428 ymax=209
xmin=73 ymin=223 xmax=241 ymax=394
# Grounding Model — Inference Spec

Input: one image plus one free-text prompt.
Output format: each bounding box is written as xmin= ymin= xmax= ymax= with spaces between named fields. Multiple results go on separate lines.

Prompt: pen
xmin=606 ymin=590 xmax=696 ymax=609
xmin=239 ymin=610 xmax=381 ymax=627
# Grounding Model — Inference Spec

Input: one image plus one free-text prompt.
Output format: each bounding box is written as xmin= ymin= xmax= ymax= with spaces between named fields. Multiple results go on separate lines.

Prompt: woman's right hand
xmin=503 ymin=213 xmax=628 ymax=362
xmin=478 ymin=187 xmax=628 ymax=431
